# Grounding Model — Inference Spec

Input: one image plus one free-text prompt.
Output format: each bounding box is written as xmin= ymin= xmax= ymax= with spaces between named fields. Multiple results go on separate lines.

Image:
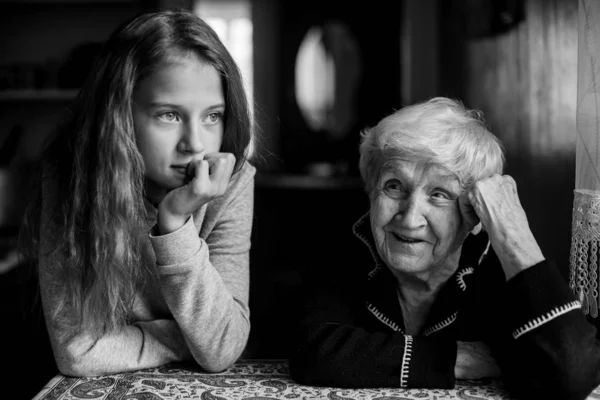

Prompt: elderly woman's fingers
xmin=458 ymin=190 xmax=481 ymax=234
xmin=469 ymin=174 xmax=516 ymax=224
xmin=468 ymin=174 xmax=544 ymax=280
xmin=471 ymin=222 xmax=483 ymax=235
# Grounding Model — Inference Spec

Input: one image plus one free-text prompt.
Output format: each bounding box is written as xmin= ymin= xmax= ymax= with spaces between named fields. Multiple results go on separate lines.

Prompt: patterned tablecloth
xmin=32 ymin=359 xmax=600 ymax=400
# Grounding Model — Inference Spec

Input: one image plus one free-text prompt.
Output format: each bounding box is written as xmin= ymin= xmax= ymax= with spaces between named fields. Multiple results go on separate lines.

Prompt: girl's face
xmin=132 ymin=54 xmax=224 ymax=200
xmin=370 ymin=158 xmax=470 ymax=283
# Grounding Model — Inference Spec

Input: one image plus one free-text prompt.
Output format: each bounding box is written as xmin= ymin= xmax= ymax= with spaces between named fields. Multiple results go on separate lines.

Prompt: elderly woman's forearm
xmin=494 ymin=260 xmax=600 ymax=399
xmin=491 ymin=233 xmax=545 ymax=280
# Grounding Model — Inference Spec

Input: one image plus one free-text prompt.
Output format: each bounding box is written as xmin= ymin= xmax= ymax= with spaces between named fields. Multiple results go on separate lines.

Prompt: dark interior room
xmin=1 ymin=0 xmax=594 ymax=399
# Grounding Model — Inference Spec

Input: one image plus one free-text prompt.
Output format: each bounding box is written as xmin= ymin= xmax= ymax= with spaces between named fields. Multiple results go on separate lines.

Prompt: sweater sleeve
xmin=289 ymin=273 xmax=457 ymax=388
xmin=149 ymin=165 xmax=255 ymax=373
xmin=40 ymin=267 xmax=193 ymax=377
xmin=37 ymin=190 xmax=193 ymax=377
xmin=485 ymin=259 xmax=600 ymax=400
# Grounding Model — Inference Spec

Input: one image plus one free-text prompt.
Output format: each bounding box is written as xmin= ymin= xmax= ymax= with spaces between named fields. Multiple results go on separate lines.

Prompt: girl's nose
xmin=397 ymin=194 xmax=427 ymax=228
xmin=178 ymin=122 xmax=205 ymax=154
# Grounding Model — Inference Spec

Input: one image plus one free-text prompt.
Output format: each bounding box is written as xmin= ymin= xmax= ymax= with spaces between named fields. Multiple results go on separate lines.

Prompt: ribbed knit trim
xmin=400 ymin=335 xmax=413 ymax=388
xmin=366 ymin=302 xmax=403 ymax=332
xmin=512 ymin=301 xmax=582 ymax=339
xmin=352 ymin=212 xmax=382 ymax=279
xmin=456 ymin=267 xmax=474 ymax=291
xmin=423 ymin=312 xmax=458 ymax=336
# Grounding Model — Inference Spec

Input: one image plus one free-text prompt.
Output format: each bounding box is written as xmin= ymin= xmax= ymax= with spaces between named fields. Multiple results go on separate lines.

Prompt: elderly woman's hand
xmin=462 ymin=174 xmax=545 ymax=280
xmin=455 ymin=341 xmax=502 ymax=379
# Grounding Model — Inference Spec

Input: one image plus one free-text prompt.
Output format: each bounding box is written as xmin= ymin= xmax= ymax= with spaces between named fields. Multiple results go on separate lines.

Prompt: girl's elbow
xmin=193 ymin=337 xmax=247 ymax=373
xmin=55 ymin=359 xmax=79 ymax=377
xmin=195 ymin=350 xmax=240 ymax=373
xmin=200 ymin=358 xmax=233 ymax=373
xmin=56 ymin=355 xmax=100 ymax=377
xmin=55 ymin=340 xmax=105 ymax=377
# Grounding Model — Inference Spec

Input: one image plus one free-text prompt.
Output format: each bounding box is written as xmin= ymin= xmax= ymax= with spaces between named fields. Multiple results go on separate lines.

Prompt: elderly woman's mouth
xmin=391 ymin=233 xmax=425 ymax=243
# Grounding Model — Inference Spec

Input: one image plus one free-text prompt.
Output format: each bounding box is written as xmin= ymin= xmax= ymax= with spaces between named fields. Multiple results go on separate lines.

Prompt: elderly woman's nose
xmin=397 ymin=195 xmax=427 ymax=227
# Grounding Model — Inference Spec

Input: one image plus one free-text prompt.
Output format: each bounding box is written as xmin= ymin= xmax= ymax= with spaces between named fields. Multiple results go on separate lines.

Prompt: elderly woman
xmin=289 ymin=97 xmax=600 ymax=399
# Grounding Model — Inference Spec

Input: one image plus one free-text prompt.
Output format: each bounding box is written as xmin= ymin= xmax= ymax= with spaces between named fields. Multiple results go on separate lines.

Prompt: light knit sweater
xmin=38 ymin=162 xmax=256 ymax=377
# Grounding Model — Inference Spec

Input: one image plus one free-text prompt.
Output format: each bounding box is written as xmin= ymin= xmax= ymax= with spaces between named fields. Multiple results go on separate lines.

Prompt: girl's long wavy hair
xmin=20 ymin=9 xmax=253 ymax=339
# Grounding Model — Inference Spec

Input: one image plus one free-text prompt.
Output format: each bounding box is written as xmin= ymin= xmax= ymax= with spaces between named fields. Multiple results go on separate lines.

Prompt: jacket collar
xmin=351 ymin=212 xmax=491 ymax=336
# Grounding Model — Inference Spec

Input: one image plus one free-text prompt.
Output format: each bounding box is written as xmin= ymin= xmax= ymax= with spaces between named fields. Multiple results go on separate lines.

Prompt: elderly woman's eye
xmin=383 ymin=179 xmax=403 ymax=196
xmin=431 ymin=190 xmax=452 ymax=200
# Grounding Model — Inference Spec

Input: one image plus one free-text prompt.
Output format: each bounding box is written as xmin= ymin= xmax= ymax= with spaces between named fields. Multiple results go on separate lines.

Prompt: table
xmin=32 ymin=359 xmax=600 ymax=400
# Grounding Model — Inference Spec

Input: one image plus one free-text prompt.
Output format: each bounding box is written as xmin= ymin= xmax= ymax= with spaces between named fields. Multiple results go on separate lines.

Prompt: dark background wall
xmin=439 ymin=0 xmax=578 ymax=282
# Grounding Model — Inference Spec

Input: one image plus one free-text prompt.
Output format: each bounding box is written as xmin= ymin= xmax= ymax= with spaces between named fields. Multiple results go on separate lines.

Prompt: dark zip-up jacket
xmin=289 ymin=212 xmax=600 ymax=400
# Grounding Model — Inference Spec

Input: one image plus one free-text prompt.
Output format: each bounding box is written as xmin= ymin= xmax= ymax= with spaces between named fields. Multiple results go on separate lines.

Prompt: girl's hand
xmin=464 ymin=174 xmax=544 ymax=280
xmin=157 ymin=152 xmax=236 ymax=234
xmin=455 ymin=341 xmax=502 ymax=379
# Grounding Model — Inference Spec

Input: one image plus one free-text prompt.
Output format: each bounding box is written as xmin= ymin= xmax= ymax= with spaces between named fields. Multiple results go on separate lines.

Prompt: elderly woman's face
xmin=370 ymin=158 xmax=469 ymax=279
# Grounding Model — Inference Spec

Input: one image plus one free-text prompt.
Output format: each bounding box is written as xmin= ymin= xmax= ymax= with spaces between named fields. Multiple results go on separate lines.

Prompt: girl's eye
xmin=158 ymin=112 xmax=179 ymax=122
xmin=206 ymin=112 xmax=223 ymax=125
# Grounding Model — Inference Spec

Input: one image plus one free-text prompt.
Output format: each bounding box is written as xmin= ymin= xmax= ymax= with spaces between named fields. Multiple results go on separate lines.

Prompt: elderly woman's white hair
xmin=358 ymin=97 xmax=505 ymax=194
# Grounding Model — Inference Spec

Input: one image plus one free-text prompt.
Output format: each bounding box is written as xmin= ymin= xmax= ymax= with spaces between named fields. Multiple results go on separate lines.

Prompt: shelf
xmin=0 ymin=89 xmax=78 ymax=102
xmin=256 ymin=173 xmax=364 ymax=190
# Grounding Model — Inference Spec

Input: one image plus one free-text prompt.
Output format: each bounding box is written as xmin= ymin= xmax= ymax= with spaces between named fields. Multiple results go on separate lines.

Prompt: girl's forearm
xmin=50 ymin=319 xmax=191 ymax=377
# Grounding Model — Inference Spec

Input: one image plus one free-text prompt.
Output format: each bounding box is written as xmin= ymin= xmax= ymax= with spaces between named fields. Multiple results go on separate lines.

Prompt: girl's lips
xmin=172 ymin=166 xmax=187 ymax=176
xmin=172 ymin=163 xmax=195 ymax=180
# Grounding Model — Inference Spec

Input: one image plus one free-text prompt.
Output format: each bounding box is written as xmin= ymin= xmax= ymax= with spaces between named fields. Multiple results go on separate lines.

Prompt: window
xmin=194 ymin=0 xmax=253 ymax=99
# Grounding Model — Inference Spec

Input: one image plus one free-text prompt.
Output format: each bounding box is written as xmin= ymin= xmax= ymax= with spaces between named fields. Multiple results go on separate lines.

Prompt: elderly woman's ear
xmin=458 ymin=190 xmax=481 ymax=236
xmin=471 ymin=222 xmax=483 ymax=236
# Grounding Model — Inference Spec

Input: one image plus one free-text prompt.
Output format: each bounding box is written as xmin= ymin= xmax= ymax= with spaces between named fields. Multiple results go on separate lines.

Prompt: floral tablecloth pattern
xmin=32 ymin=359 xmax=600 ymax=400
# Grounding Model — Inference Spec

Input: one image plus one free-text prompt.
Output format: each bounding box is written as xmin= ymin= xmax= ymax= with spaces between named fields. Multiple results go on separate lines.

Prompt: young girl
xmin=20 ymin=9 xmax=256 ymax=376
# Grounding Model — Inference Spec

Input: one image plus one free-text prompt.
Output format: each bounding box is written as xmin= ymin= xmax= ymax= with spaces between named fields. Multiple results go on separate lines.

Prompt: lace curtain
xmin=570 ymin=0 xmax=600 ymax=317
